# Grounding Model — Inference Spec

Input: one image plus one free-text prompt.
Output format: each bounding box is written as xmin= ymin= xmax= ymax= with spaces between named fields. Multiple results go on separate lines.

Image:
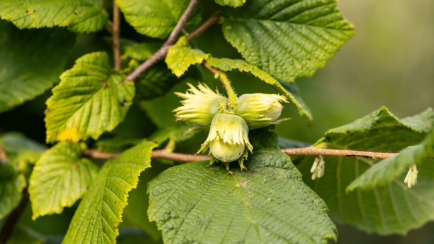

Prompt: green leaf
xmin=0 ymin=0 xmax=108 ymax=33
xmin=122 ymin=163 xmax=170 ymax=241
xmin=318 ymin=107 xmax=433 ymax=150
xmin=136 ymin=64 xmax=180 ymax=100
xmin=297 ymin=107 xmax=434 ymax=234
xmin=222 ymin=0 xmax=354 ymax=82
xmin=7 ymin=226 xmax=46 ymax=244
xmin=149 ymin=124 xmax=198 ymax=145
xmin=140 ymin=82 xmax=191 ymax=128
xmin=215 ymin=0 xmax=245 ymax=8
xmin=148 ymin=131 xmax=336 ymax=244
xmin=117 ymin=0 xmax=200 ymax=39
xmin=0 ymin=133 xmax=46 ymax=167
xmin=122 ymin=42 xmax=180 ymax=99
xmin=29 ymin=142 xmax=98 ymax=219
xmin=122 ymin=42 xmax=161 ymax=61
xmin=63 ymin=141 xmax=156 ymax=244
xmin=0 ymin=21 xmax=74 ymax=113
xmin=207 ymin=57 xmax=313 ymax=122
xmin=0 ymin=161 xmax=26 ymax=219
xmin=166 ymin=37 xmax=210 ymax=77
xmin=45 ymin=52 xmax=135 ymax=143
xmin=347 ymin=129 xmax=434 ymax=191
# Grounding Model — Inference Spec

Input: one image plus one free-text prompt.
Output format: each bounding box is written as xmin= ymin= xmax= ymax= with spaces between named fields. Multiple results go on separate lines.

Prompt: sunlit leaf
xmin=45 ymin=52 xmax=135 ymax=143
xmin=63 ymin=141 xmax=156 ymax=243
xmin=29 ymin=142 xmax=98 ymax=219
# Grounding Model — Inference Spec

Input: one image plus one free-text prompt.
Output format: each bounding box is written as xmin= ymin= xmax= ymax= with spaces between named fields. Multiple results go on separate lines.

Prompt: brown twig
xmin=0 ymin=187 xmax=29 ymax=244
xmin=281 ymin=147 xmax=398 ymax=159
xmin=125 ymin=0 xmax=222 ymax=82
xmin=83 ymin=147 xmax=404 ymax=162
xmin=112 ymin=1 xmax=121 ymax=70
xmin=187 ymin=11 xmax=221 ymax=41
xmin=83 ymin=149 xmax=211 ymax=162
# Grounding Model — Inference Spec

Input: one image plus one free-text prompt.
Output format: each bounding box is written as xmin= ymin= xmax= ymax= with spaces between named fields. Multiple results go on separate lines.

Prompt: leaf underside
xmin=297 ymin=107 xmax=434 ymax=234
xmin=347 ymin=128 xmax=434 ymax=190
xmin=222 ymin=0 xmax=354 ymax=82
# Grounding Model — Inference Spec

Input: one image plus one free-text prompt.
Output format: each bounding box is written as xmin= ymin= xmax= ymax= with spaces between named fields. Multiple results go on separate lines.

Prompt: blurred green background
xmin=0 ymin=0 xmax=433 ymax=243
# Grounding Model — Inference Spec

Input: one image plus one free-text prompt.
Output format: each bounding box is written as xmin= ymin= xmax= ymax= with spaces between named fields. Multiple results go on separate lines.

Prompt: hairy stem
xmin=202 ymin=62 xmax=238 ymax=107
xmin=83 ymin=147 xmax=402 ymax=162
xmin=112 ymin=1 xmax=121 ymax=70
xmin=125 ymin=0 xmax=222 ymax=82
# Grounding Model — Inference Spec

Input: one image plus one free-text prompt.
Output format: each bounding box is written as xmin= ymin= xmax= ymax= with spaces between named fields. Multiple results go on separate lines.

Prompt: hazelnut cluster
xmin=174 ymin=83 xmax=287 ymax=169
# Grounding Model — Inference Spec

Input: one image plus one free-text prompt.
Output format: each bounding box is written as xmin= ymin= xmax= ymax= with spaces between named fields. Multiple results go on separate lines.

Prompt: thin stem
xmin=112 ymin=1 xmax=121 ymax=70
xmin=165 ymin=0 xmax=200 ymax=47
xmin=83 ymin=149 xmax=211 ymax=162
xmin=187 ymin=11 xmax=221 ymax=41
xmin=83 ymin=147 xmax=405 ymax=162
xmin=281 ymin=147 xmax=398 ymax=159
xmin=202 ymin=62 xmax=238 ymax=107
xmin=125 ymin=0 xmax=218 ymax=81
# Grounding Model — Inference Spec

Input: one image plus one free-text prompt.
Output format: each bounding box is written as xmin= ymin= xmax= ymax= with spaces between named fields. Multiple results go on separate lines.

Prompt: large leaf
xmin=63 ymin=141 xmax=156 ymax=244
xmin=166 ymin=37 xmax=210 ymax=77
xmin=45 ymin=52 xmax=135 ymax=143
xmin=29 ymin=142 xmax=98 ymax=219
xmin=297 ymin=107 xmax=434 ymax=234
xmin=117 ymin=0 xmax=200 ymax=39
xmin=0 ymin=161 xmax=26 ymax=219
xmin=348 ymin=129 xmax=434 ymax=190
xmin=207 ymin=57 xmax=313 ymax=122
xmin=148 ymin=130 xmax=336 ymax=244
xmin=222 ymin=0 xmax=354 ymax=82
xmin=0 ymin=21 xmax=74 ymax=113
xmin=0 ymin=0 xmax=108 ymax=33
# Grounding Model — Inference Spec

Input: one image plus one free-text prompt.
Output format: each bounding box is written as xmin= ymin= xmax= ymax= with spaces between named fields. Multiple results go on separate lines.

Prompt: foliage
xmin=0 ymin=0 xmax=432 ymax=243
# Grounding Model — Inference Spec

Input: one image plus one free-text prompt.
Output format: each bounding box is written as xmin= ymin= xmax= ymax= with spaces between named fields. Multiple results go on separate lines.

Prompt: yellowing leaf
xmin=166 ymin=37 xmax=210 ymax=77
xmin=45 ymin=52 xmax=135 ymax=143
xmin=63 ymin=141 xmax=156 ymax=244
xmin=29 ymin=142 xmax=98 ymax=219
